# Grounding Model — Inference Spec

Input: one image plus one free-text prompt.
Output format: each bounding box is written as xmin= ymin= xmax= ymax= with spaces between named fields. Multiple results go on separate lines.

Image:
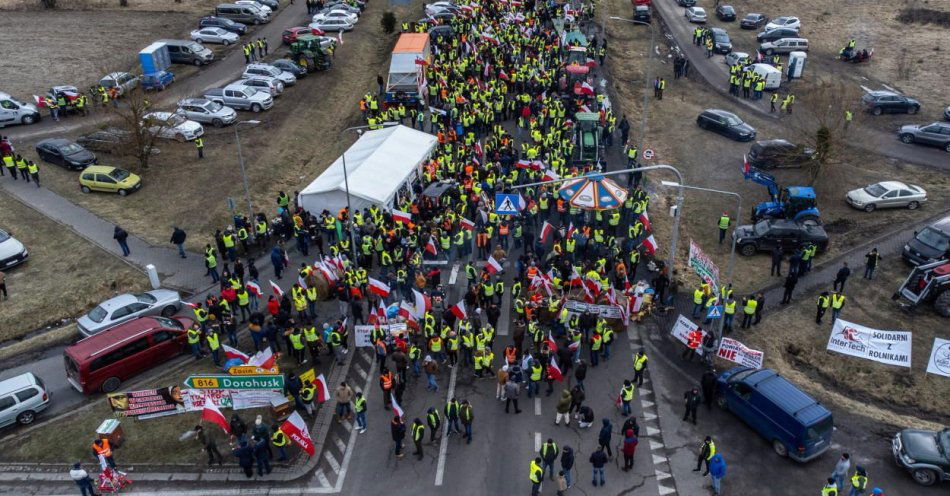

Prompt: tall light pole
xmin=339 ymin=121 xmax=399 ymax=265
xmin=609 ymin=16 xmax=656 ymax=173
xmin=513 ymin=164 xmax=685 ymax=279
xmin=234 ymin=120 xmax=260 ymax=235
xmin=661 ymin=181 xmax=741 ymax=347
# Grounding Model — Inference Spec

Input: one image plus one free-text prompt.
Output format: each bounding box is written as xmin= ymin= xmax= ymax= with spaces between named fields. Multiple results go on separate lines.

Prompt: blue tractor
xmin=743 ymin=166 xmax=821 ymax=224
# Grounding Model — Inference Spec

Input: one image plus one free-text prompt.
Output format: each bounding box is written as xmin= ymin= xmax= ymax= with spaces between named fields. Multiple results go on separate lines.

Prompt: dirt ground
xmin=0 ymin=10 xmax=199 ymax=101
xmin=741 ymin=261 xmax=950 ymax=423
xmin=0 ymin=0 xmax=221 ymax=13
xmin=0 ymin=192 xmax=146 ymax=342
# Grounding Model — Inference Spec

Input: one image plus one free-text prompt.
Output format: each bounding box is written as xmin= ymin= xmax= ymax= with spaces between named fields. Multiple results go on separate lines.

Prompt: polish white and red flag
xmin=450 ymin=300 xmax=467 ymax=320
xmin=425 ymin=237 xmax=439 ymax=255
xmin=368 ymin=278 xmax=391 ymax=298
xmin=391 ymin=392 xmax=405 ymax=418
xmin=32 ymin=95 xmax=47 ymax=107
xmin=639 ymin=212 xmax=652 ymax=232
xmin=568 ymin=268 xmax=582 ymax=287
xmin=279 ymin=412 xmax=315 ymax=456
xmin=412 ymin=289 xmax=431 ymax=320
xmin=184 ymin=301 xmax=199 ymax=309
xmin=247 ymin=347 xmax=276 ymax=369
xmin=642 ymin=234 xmax=658 ymax=255
xmin=392 ymin=209 xmax=412 ymax=224
xmin=202 ymin=400 xmax=232 ymax=435
xmin=539 ymin=221 xmax=555 ymax=242
xmin=269 ymin=280 xmax=284 ymax=297
xmin=742 ymin=154 xmax=751 ymax=175
xmin=399 ymin=301 xmax=418 ymax=323
xmin=314 ymin=261 xmax=337 ymax=282
xmin=313 ymin=374 xmax=331 ymax=403
xmin=545 ymin=331 xmax=559 ymax=353
xmin=486 ymin=255 xmax=503 ymax=274
xmin=376 ymin=299 xmax=388 ymax=323
xmin=547 ymin=356 xmax=564 ymax=382
xmin=542 ymin=169 xmax=560 ymax=182
xmin=566 ymin=222 xmax=576 ymax=240
xmin=474 ymin=141 xmax=483 ymax=157
xmin=459 ymin=218 xmax=475 ymax=231
xmin=568 ymin=339 xmax=581 ymax=351
xmin=223 ymin=344 xmax=249 ymax=363
xmin=246 ymin=280 xmax=263 ymax=297
xmin=579 ymin=81 xmax=595 ymax=96
xmin=298 ymin=275 xmax=309 ymax=290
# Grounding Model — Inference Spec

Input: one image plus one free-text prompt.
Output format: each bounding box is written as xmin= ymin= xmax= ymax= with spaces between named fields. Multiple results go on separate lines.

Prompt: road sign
xmin=184 ymin=374 xmax=284 ymax=390
xmin=228 ymin=365 xmax=279 ymax=376
xmin=643 ymin=149 xmax=655 ymax=160
xmin=706 ymin=305 xmax=723 ymax=320
xmin=495 ymin=193 xmax=520 ymax=215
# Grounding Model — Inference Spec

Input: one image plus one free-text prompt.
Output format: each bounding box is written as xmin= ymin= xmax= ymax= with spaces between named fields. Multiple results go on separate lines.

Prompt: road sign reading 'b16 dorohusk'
xmin=184 ymin=375 xmax=285 ymax=390
xmin=688 ymin=239 xmax=720 ymax=293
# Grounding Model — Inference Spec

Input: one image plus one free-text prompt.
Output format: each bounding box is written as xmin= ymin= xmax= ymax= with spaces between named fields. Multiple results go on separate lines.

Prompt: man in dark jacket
xmin=781 ymin=274 xmax=798 ymax=304
xmin=833 ymin=262 xmax=851 ymax=291
xmin=391 ymin=415 xmax=406 ymax=458
xmin=231 ymin=440 xmax=255 ymax=478
xmin=683 ymin=387 xmax=702 ymax=424
xmin=574 ymin=360 xmax=588 ymax=390
xmin=560 ymin=446 xmax=575 ymax=488
xmin=770 ymin=246 xmax=783 ymax=276
xmin=598 ymin=418 xmax=613 ymax=458
xmin=253 ymin=436 xmax=271 ymax=476
xmin=170 ymin=227 xmax=187 ymax=258
xmin=113 ymin=225 xmax=130 ymax=257
xmin=589 ymin=445 xmax=608 ymax=486
xmin=700 ymin=368 xmax=717 ymax=410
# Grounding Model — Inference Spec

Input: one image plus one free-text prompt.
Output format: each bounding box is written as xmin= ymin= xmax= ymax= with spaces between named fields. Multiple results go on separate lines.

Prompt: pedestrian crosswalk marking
xmin=315 ymin=468 xmax=332 ymax=488
xmin=534 ymin=397 xmax=542 ymax=416
xmin=334 ymin=435 xmax=346 ymax=453
xmin=654 ymin=469 xmax=672 ymax=481
xmin=658 ymin=484 xmax=677 ymax=495
xmin=647 ymin=426 xmax=661 ymax=436
xmin=342 ymin=420 xmax=353 ymax=433
xmin=640 ymin=399 xmax=655 ymax=409
xmin=644 ymin=411 xmax=657 ymax=421
xmin=649 ymin=440 xmax=664 ymax=451
xmin=324 ymin=449 xmax=341 ymax=474
xmin=652 ymin=454 xmax=667 ymax=465
xmin=639 ymin=387 xmax=653 ymax=395
xmin=534 ymin=432 xmax=542 ymax=452
xmin=354 ymin=363 xmax=368 ymax=380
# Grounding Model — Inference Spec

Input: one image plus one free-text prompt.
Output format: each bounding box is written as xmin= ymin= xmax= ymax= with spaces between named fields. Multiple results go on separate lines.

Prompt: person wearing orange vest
xmin=92 ymin=438 xmax=117 ymax=469
xmin=682 ymin=328 xmax=702 ymax=363
xmin=379 ymin=367 xmax=394 ymax=409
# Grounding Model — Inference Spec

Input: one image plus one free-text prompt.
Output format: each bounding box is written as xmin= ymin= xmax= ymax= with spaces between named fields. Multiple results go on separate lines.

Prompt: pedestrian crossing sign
xmin=706 ymin=305 xmax=723 ymax=320
xmin=495 ymin=193 xmax=520 ymax=215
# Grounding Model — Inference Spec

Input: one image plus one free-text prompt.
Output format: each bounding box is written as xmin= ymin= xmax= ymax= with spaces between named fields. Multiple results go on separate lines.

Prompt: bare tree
xmin=100 ymin=84 xmax=169 ymax=171
xmin=783 ymin=79 xmax=862 ymax=185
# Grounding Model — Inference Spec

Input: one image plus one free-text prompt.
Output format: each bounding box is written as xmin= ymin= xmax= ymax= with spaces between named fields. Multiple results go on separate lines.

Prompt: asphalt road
xmin=650 ymin=0 xmax=950 ymax=172
xmin=0 ymin=0 xmax=315 ymax=143
xmin=0 ymin=345 xmax=82 ymax=422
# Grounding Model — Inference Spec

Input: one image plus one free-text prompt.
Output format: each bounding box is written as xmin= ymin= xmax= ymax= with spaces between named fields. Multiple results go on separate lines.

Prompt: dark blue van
xmin=716 ymin=367 xmax=833 ymax=462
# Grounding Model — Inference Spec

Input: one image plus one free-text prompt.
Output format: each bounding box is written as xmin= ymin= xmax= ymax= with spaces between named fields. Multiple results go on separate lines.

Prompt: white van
xmin=750 ymin=63 xmax=782 ymax=90
xmin=0 ymin=92 xmax=41 ymax=128
xmin=0 ymin=373 xmax=50 ymax=427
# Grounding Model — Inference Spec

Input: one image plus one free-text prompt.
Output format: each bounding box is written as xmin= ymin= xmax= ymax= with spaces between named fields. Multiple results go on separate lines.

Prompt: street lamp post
xmin=661 ymin=181 xmax=741 ymax=347
xmin=513 ymin=164 xmax=685 ymax=280
xmin=609 ymin=16 xmax=656 ymax=174
xmin=234 ymin=120 xmax=260 ymax=236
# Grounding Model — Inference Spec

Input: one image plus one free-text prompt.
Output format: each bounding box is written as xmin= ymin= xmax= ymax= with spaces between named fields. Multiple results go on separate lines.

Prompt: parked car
xmin=65 ymin=316 xmax=193 ymax=394
xmin=190 ymin=27 xmax=239 ymax=45
xmin=716 ymin=367 xmax=833 ymax=462
xmin=0 ymin=92 xmax=41 ymax=128
xmin=892 ymin=428 xmax=950 ymax=486
xmin=35 ymin=138 xmax=97 ymax=170
xmin=696 ymin=109 xmax=756 ymax=141
xmin=902 ymin=215 xmax=950 ymax=265
xmin=76 ymin=290 xmax=182 ymax=337
xmin=765 ymin=16 xmax=801 ymax=32
xmin=237 ymin=76 xmax=284 ymax=96
xmin=740 ymin=12 xmax=768 ymax=29
xmin=862 ymin=90 xmax=920 ymax=115
xmin=756 ymin=27 xmax=800 ymax=43
xmin=76 ymin=128 xmax=132 ymax=153
xmin=283 ymin=26 xmax=319 ymax=44
xmin=676 ymin=0 xmax=695 ymax=6
xmin=204 ymin=84 xmax=273 ymax=112
xmin=428 ymin=11 xmax=456 ymax=23
xmin=142 ymin=112 xmax=204 ymax=141
xmin=734 ymin=219 xmax=829 ymax=256
xmin=236 ymin=0 xmax=272 ymax=15
xmin=323 ymin=1 xmax=362 ymax=14
xmin=270 ymin=58 xmax=307 ymax=77
xmin=0 ymin=373 xmax=49 ymax=427
xmin=846 ymin=181 xmax=927 ymax=212
xmin=759 ymin=37 xmax=809 ymax=55
xmin=254 ymin=0 xmax=279 ymax=9
xmin=313 ymin=8 xmax=358 ymax=23
xmin=899 ymin=122 xmax=950 ymax=152
xmin=633 ymin=5 xmax=651 ymax=22
xmin=715 ymin=4 xmax=736 ymax=21
xmin=99 ymin=72 xmax=139 ymax=97
xmin=945 ymin=105 xmax=950 ymax=120
xmin=215 ymin=3 xmax=270 ymax=25
xmin=724 ymin=51 xmax=750 ymax=67
xmin=309 ymin=17 xmax=354 ymax=31
xmin=747 ymin=139 xmax=815 ymax=169
xmin=243 ymin=63 xmax=296 ymax=85
xmin=160 ymin=39 xmax=215 ymax=66
xmin=425 ymin=1 xmax=459 ymax=16
xmin=709 ymin=27 xmax=732 ymax=53
xmin=199 ymin=15 xmax=248 ymax=34
xmin=79 ymin=165 xmax=142 ymax=196
xmin=0 ymin=228 xmax=28 ymax=270
xmin=141 ymin=71 xmax=175 ymax=91
xmin=685 ymin=6 xmax=707 ymax=23
xmin=176 ymin=98 xmax=237 ymax=127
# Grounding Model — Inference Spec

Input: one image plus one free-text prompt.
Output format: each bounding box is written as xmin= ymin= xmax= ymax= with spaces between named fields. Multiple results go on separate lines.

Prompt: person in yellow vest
xmin=741 ymin=295 xmax=757 ymax=329
xmin=633 ymin=350 xmax=648 ymax=385
xmin=529 ymin=457 xmax=544 ymax=495
xmin=301 ymin=381 xmax=316 ymax=416
xmin=288 ymin=327 xmax=306 ymax=364
xmin=816 ymin=291 xmax=831 ymax=324
xmin=619 ymin=379 xmax=635 ymax=416
xmin=195 ymin=137 xmax=204 ymax=159
xmin=723 ymin=297 xmax=736 ymax=332
xmin=850 ymin=466 xmax=868 ymax=496
xmin=718 ymin=212 xmax=730 ymax=244
xmin=830 ymin=291 xmax=846 ymax=324
xmin=411 ymin=418 xmax=426 ymax=460
xmin=821 ymin=477 xmax=839 ymax=496
xmin=27 ymin=161 xmax=40 ymax=187
xmin=206 ymin=328 xmax=221 ymax=366
xmin=695 ymin=436 xmax=715 ymax=474
xmin=187 ymin=325 xmax=202 ymax=359
xmin=271 ymin=427 xmax=291 ymax=461
xmin=692 ymin=286 xmax=707 ymax=318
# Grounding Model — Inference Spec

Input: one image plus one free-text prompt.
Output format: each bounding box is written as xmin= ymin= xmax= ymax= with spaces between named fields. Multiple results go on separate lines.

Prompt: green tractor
xmin=288 ymin=34 xmax=331 ymax=72
xmin=573 ymin=112 xmax=603 ymax=164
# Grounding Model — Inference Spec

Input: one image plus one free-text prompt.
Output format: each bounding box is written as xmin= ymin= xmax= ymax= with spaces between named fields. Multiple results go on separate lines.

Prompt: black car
xmin=35 ymin=138 xmax=97 ymax=170
xmin=740 ymin=13 xmax=768 ymax=29
xmin=716 ymin=5 xmax=736 ymax=21
xmin=676 ymin=0 xmax=695 ymax=6
xmin=709 ymin=27 xmax=732 ymax=54
xmin=270 ymin=59 xmax=307 ymax=78
xmin=862 ymin=91 xmax=920 ymax=115
xmin=696 ymin=109 xmax=756 ymax=141
xmin=892 ymin=428 xmax=950 ymax=486
xmin=76 ymin=128 xmax=132 ymax=153
xmin=757 ymin=27 xmax=799 ymax=43
xmin=633 ymin=5 xmax=651 ymax=23
xmin=199 ymin=16 xmax=248 ymax=35
xmin=747 ymin=139 xmax=816 ymax=169
xmin=734 ymin=219 xmax=829 ymax=256
xmin=902 ymin=216 xmax=950 ymax=265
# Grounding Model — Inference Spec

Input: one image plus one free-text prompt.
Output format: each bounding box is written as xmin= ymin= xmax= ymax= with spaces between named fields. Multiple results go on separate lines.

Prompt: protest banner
xmin=231 ymin=390 xmax=285 ymax=410
xmin=354 ymin=323 xmax=410 ymax=348
xmin=108 ymin=386 xmax=185 ymax=418
xmin=688 ymin=239 xmax=720 ymax=293
xmin=717 ymin=337 xmax=764 ymax=369
xmin=563 ymin=300 xmax=623 ymax=319
xmin=926 ymin=337 xmax=950 ymax=378
xmin=827 ymin=319 xmax=912 ymax=368
xmin=670 ymin=314 xmax=706 ymax=356
xmin=182 ymin=389 xmax=232 ymax=411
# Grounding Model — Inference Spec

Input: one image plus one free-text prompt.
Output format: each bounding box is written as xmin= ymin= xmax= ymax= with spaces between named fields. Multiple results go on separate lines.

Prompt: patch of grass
xmin=896 ymin=7 xmax=950 ymax=27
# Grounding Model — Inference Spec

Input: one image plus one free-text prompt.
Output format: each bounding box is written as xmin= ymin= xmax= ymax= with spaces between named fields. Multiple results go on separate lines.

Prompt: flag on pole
xmin=269 ymin=280 xmax=284 ymax=297
xmin=246 ymin=280 xmax=263 ymax=297
xmin=279 ymin=412 xmax=315 ymax=456
xmin=222 ymin=344 xmax=249 ymax=363
xmin=579 ymin=81 xmax=595 ymax=95
xmin=425 ymin=238 xmax=438 ymax=255
xmin=542 ymin=169 xmax=560 ymax=182
xmin=547 ymin=356 xmax=564 ymax=382
xmin=376 ymin=300 xmax=388 ymax=323
xmin=247 ymin=348 xmax=276 ymax=369
xmin=642 ymin=234 xmax=658 ymax=254
xmin=391 ymin=392 xmax=404 ymax=418
xmin=486 ymin=255 xmax=503 ymax=274
xmin=202 ymin=400 xmax=232 ymax=434
xmin=313 ymin=374 xmax=331 ymax=403
xmin=337 ymin=29 xmax=343 ymax=45
xmin=368 ymin=278 xmax=391 ymax=298
xmin=545 ymin=332 xmax=559 ymax=353
xmin=568 ymin=339 xmax=580 ymax=351
xmin=450 ymin=300 xmax=467 ymax=320
xmin=392 ymin=210 xmax=412 ymax=224
xmin=412 ymin=289 xmax=430 ymax=320
xmin=742 ymin=154 xmax=750 ymax=175
xmin=474 ymin=141 xmax=483 ymax=157
xmin=184 ymin=301 xmax=199 ymax=308
xmin=638 ymin=212 xmax=652 ymax=232
xmin=399 ymin=301 xmax=418 ymax=323
xmin=459 ymin=218 xmax=475 ymax=231
xmin=566 ymin=222 xmax=576 ymax=240
xmin=539 ymin=221 xmax=554 ymax=243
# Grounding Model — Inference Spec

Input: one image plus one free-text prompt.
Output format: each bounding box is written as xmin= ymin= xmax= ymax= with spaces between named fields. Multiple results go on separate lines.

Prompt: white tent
xmin=298 ymin=125 xmax=438 ymax=215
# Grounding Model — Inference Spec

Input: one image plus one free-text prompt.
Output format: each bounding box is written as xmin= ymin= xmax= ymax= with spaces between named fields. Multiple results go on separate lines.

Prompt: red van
xmin=64 ymin=316 xmax=193 ymax=395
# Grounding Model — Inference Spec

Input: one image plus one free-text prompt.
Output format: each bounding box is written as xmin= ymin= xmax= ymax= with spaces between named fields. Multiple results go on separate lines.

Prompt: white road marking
xmin=316 ymin=468 xmax=332 ymax=488
xmin=324 ymin=449 xmax=341 ymax=475
xmin=448 ymin=263 xmax=459 ymax=285
xmin=342 ymin=420 xmax=353 ymax=433
xmin=354 ymin=363 xmax=368 ymax=380
xmin=649 ymin=440 xmax=664 ymax=451
xmin=640 ymin=399 xmax=655 ymax=409
xmin=334 ymin=435 xmax=346 ymax=453
xmin=644 ymin=411 xmax=657 ymax=421
xmin=534 ymin=397 xmax=542 ymax=416
xmin=646 ymin=426 xmax=661 ymax=436
xmin=534 ymin=432 xmax=542 ymax=452
xmin=652 ymin=453 xmax=668 ymax=465
xmin=658 ymin=484 xmax=677 ymax=495
xmin=434 ymin=364 xmax=458 ymax=486
xmin=655 ymin=469 xmax=672 ymax=480
xmin=639 ymin=387 xmax=653 ymax=396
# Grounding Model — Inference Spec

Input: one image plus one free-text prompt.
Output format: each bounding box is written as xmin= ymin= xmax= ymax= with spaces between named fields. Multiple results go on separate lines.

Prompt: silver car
xmin=685 ymin=6 xmax=707 ymax=23
xmin=190 ymin=27 xmax=240 ymax=45
xmin=243 ymin=63 xmax=297 ymax=86
xmin=76 ymin=289 xmax=182 ymax=337
xmin=177 ymin=98 xmax=237 ymax=127
xmin=0 ymin=373 xmax=50 ymax=427
xmin=310 ymin=17 xmax=354 ymax=31
xmin=236 ymin=76 xmax=284 ymax=96
xmin=724 ymin=51 xmax=750 ymax=67
xmin=846 ymin=181 xmax=927 ymax=212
